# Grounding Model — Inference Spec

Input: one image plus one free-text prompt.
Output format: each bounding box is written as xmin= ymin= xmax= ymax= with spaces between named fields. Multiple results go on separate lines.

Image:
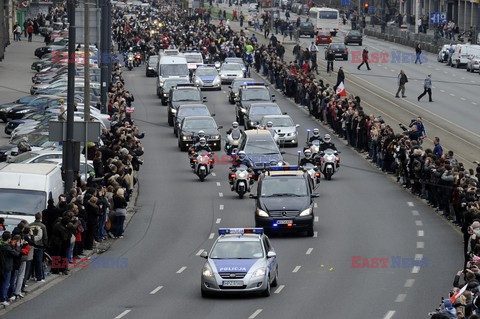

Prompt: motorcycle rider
xmin=308 ymin=128 xmax=323 ymax=144
xmin=299 ymin=149 xmax=317 ymax=166
xmin=126 ymin=48 xmax=135 ymax=69
xmin=229 ymin=150 xmax=253 ymax=188
xmin=265 ymin=121 xmax=278 ymax=142
xmin=189 ymin=137 xmax=213 ymax=168
xmin=319 ymin=134 xmax=337 ymax=152
xmin=226 ymin=122 xmax=243 ymax=153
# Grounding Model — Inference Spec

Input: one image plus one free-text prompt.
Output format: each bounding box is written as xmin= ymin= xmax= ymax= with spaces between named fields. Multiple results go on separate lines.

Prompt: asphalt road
xmin=1 ymin=61 xmax=463 ymax=318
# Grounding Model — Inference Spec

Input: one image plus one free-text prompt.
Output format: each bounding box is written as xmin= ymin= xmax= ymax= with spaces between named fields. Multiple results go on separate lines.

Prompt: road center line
xmin=313 ymin=231 xmax=318 ymax=238
xmin=415 ymin=254 xmax=423 ymax=260
xmin=314 ymin=216 xmax=319 ymax=222
xmin=417 ymin=230 xmax=424 ymax=237
xmin=292 ymin=266 xmax=301 ymax=273
xmin=417 ymin=241 xmax=424 ymax=248
xmin=219 ymin=204 xmax=224 ymax=210
xmin=211 ymin=172 xmax=216 ymax=176
xmin=274 ymin=285 xmax=285 ymax=294
xmin=149 ymin=286 xmax=163 ymax=295
xmin=415 ymin=220 xmax=423 ymax=226
xmin=313 ymin=202 xmax=318 ymax=208
xmin=395 ymin=294 xmax=406 ymax=302
xmin=218 ymin=192 xmax=223 ymax=197
xmin=114 ymin=310 xmax=131 ymax=319
xmin=404 ymin=279 xmax=415 ymax=287
xmin=176 ymin=266 xmax=187 ymax=274
xmin=209 ymin=233 xmax=215 ymax=239
xmin=383 ymin=310 xmax=395 ymax=319
xmin=407 ymin=202 xmax=414 ymax=207
xmin=216 ymin=218 xmax=221 ymax=224
xmin=440 ymin=89 xmax=445 ymax=92
xmin=411 ymin=210 xmax=419 ymax=216
xmin=412 ymin=266 xmax=420 ymax=273
xmin=306 ymin=248 xmax=313 ymax=255
xmin=196 ymin=249 xmax=205 ymax=256
xmin=450 ymin=93 xmax=455 ymax=96
xmin=460 ymin=97 xmax=466 ymax=101
xmin=248 ymin=309 xmax=263 ymax=319
xmin=216 ymin=182 xmax=221 ymax=186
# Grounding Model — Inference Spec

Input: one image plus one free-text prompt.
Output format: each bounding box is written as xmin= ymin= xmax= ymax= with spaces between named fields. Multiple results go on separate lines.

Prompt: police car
xmin=251 ymin=166 xmax=318 ymax=237
xmin=193 ymin=65 xmax=222 ymax=90
xmin=200 ymin=228 xmax=278 ymax=297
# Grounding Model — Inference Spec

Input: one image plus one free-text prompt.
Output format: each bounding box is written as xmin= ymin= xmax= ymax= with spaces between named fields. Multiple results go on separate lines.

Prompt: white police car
xmin=200 ymin=228 xmax=278 ymax=297
xmin=193 ymin=65 xmax=221 ymax=90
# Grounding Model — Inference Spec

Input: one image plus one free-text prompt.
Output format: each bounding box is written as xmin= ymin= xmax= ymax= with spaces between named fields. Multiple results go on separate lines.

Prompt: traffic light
xmin=363 ymin=2 xmax=369 ymax=14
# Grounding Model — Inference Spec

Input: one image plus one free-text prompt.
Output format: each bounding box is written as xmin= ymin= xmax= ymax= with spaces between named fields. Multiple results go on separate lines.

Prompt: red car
xmin=316 ymin=31 xmax=333 ymax=45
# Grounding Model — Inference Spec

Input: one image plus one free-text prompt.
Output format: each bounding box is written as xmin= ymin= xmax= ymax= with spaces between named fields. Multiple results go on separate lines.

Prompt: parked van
xmin=156 ymin=52 xmax=189 ymax=89
xmin=0 ymin=163 xmax=63 ymax=223
xmin=451 ymin=44 xmax=480 ymax=68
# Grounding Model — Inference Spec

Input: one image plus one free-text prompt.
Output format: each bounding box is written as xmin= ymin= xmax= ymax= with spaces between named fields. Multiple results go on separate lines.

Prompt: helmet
xmin=266 ymin=121 xmax=273 ymax=128
xmin=232 ymin=122 xmax=239 ymax=128
xmin=312 ymin=128 xmax=320 ymax=137
xmin=199 ymin=137 xmax=206 ymax=146
xmin=324 ymin=134 xmax=331 ymax=143
xmin=238 ymin=150 xmax=246 ymax=161
xmin=17 ymin=141 xmax=31 ymax=154
xmin=304 ymin=149 xmax=312 ymax=159
xmin=198 ymin=130 xmax=205 ymax=138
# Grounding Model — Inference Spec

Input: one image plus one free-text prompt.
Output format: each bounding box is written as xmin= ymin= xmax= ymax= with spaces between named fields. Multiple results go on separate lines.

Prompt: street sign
xmin=430 ymin=12 xmax=447 ymax=24
xmin=49 ymin=121 xmax=101 ymax=142
xmin=341 ymin=0 xmax=350 ymax=6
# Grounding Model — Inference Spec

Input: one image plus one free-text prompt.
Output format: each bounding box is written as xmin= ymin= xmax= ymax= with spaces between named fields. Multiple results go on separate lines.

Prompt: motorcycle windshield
xmin=231 ymin=130 xmax=241 ymax=139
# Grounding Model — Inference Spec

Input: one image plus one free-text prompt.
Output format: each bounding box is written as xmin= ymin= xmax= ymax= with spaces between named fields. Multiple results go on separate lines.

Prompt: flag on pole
xmin=450 ymin=283 xmax=468 ymax=303
xmin=336 ymin=81 xmax=347 ymax=97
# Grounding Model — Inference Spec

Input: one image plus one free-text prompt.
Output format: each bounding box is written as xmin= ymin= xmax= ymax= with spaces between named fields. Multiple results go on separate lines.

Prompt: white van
xmin=156 ymin=53 xmax=189 ymax=89
xmin=0 ymin=163 xmax=63 ymax=223
xmin=451 ymin=44 xmax=480 ymax=68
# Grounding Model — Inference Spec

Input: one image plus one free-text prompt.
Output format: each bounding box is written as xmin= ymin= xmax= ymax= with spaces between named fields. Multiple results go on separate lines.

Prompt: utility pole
xmin=100 ymin=0 xmax=108 ymax=114
xmin=65 ymin=0 xmax=76 ymax=193
xmin=84 ymin=0 xmax=90 ymax=180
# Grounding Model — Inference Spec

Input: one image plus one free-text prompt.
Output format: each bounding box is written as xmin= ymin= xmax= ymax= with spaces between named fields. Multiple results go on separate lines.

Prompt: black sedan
xmin=177 ymin=116 xmax=222 ymax=151
xmin=174 ymin=104 xmax=212 ymax=136
xmin=145 ymin=55 xmax=158 ymax=77
xmin=299 ymin=22 xmax=315 ymax=38
xmin=344 ymin=30 xmax=363 ymax=46
xmin=0 ymin=96 xmax=52 ymax=122
xmin=6 ymin=98 xmax=62 ymax=121
xmin=228 ymin=78 xmax=254 ymax=104
xmin=243 ymin=102 xmax=284 ymax=130
xmin=325 ymin=43 xmax=349 ymax=61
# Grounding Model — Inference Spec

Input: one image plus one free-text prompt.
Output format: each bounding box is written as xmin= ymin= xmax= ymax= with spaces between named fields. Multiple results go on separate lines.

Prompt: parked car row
xmin=437 ymin=43 xmax=480 ymax=73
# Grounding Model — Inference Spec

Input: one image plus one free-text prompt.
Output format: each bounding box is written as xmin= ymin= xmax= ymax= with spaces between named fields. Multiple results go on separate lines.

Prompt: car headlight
xmin=211 ymin=135 xmax=220 ymax=139
xmin=213 ymin=77 xmax=221 ymax=85
xmin=202 ymin=264 xmax=214 ymax=278
xmin=148 ymin=67 xmax=153 ymax=70
xmin=171 ymin=108 xmax=177 ymax=114
xmin=182 ymin=135 xmax=192 ymax=141
xmin=240 ymin=108 xmax=246 ymax=113
xmin=256 ymin=208 xmax=269 ymax=217
xmin=252 ymin=267 xmax=266 ymax=277
xmin=299 ymin=207 xmax=313 ymax=216
xmin=17 ymin=109 xmax=31 ymax=114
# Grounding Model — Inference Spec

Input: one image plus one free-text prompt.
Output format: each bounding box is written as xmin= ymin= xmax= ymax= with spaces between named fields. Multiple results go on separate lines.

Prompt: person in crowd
xmin=395 ymin=70 xmax=408 ymax=98
xmin=113 ymin=189 xmax=128 ymax=239
xmin=415 ymin=44 xmax=422 ymax=64
xmin=30 ymin=212 xmax=48 ymax=283
xmin=0 ymin=232 xmax=20 ymax=306
xmin=357 ymin=47 xmax=371 ymax=71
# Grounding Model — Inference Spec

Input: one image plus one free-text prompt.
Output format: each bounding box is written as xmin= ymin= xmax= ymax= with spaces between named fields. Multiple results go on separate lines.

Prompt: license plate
xmin=223 ymin=281 xmax=243 ymax=287
xmin=276 ymin=220 xmax=293 ymax=224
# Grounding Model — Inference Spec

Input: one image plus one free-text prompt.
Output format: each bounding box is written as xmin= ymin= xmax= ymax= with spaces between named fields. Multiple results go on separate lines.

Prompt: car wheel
xmin=168 ymin=113 xmax=173 ymax=126
xmin=271 ymin=267 xmax=279 ymax=287
xmin=306 ymin=226 xmax=314 ymax=237
xmin=262 ymin=280 xmax=271 ymax=297
xmin=359 ymin=42 xmax=362 ymax=46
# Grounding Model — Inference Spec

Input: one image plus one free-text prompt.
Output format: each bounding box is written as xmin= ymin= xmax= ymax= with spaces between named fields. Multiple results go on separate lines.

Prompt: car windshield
xmin=222 ymin=63 xmax=243 ymax=71
xmin=244 ymin=140 xmax=279 ymax=154
xmin=185 ymin=55 xmax=203 ymax=63
xmin=164 ymin=80 xmax=190 ymax=91
xmin=196 ymin=68 xmax=218 ymax=76
xmin=178 ymin=107 xmax=209 ymax=117
xmin=349 ymin=31 xmax=361 ymax=36
xmin=0 ymin=189 xmax=46 ymax=216
xmin=210 ymin=240 xmax=264 ymax=259
xmin=172 ymin=90 xmax=201 ymax=101
xmin=318 ymin=11 xmax=338 ymax=19
xmin=261 ymin=117 xmax=294 ymax=127
xmin=250 ymin=105 xmax=281 ymax=116
xmin=11 ymin=134 xmax=50 ymax=146
xmin=243 ymin=89 xmax=270 ymax=101
xmin=9 ymin=152 xmax=40 ymax=163
xmin=301 ymin=23 xmax=313 ymax=27
xmin=148 ymin=56 xmax=158 ymax=64
xmin=332 ymin=44 xmax=345 ymax=49
xmin=17 ymin=96 xmax=36 ymax=104
xmin=28 ymin=98 xmax=49 ymax=107
xmin=225 ymin=58 xmax=243 ymax=64
xmin=261 ymin=178 xmax=308 ymax=197
xmin=183 ymin=118 xmax=216 ymax=129
xmin=161 ymin=64 xmax=189 ymax=76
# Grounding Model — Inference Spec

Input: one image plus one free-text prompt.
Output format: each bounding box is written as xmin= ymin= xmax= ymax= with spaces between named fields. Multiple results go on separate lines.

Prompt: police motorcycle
xmin=264 ymin=121 xmax=280 ymax=144
xmin=304 ymin=128 xmax=323 ymax=156
xmin=297 ymin=150 xmax=321 ymax=186
xmin=229 ymin=164 xmax=255 ymax=198
xmin=126 ymin=50 xmax=135 ymax=71
xmin=225 ymin=122 xmax=242 ymax=156
xmin=193 ymin=150 xmax=214 ymax=182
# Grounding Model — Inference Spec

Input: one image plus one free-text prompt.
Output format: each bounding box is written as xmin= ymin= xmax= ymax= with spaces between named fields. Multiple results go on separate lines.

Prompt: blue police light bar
xmin=268 ymin=165 xmax=299 ymax=171
xmin=199 ymin=64 xmax=216 ymax=67
xmin=176 ymin=84 xmax=195 ymax=87
xmin=246 ymin=82 xmax=265 ymax=86
xmin=218 ymin=228 xmax=264 ymax=235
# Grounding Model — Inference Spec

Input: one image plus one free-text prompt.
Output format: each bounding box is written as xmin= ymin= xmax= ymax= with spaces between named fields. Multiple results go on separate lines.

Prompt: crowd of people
xmin=0 ymin=6 xmax=144 ymax=307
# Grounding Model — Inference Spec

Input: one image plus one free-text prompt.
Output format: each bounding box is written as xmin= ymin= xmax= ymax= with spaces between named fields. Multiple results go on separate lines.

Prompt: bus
xmin=308 ymin=7 xmax=340 ymax=36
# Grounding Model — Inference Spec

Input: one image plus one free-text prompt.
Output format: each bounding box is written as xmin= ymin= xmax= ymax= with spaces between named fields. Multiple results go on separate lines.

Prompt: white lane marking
xmin=432 ymin=86 xmax=436 ymax=89
xmin=248 ymin=309 xmax=263 ymax=319
xmin=314 ymin=202 xmax=318 ymax=208
xmin=417 ymin=230 xmax=424 ymax=237
xmin=274 ymin=285 xmax=285 ymax=294
xmin=415 ymin=220 xmax=423 ymax=226
xmin=218 ymin=192 xmax=223 ymax=197
xmin=412 ymin=266 xmax=420 ymax=273
xmin=460 ymin=97 xmax=466 ymax=101
xmin=411 ymin=210 xmax=419 ymax=216
xmin=395 ymin=294 xmax=406 ymax=302
xmin=473 ymin=102 xmax=478 ymax=105
xmin=314 ymin=216 xmax=319 ymax=222
xmin=452 ymin=74 xmax=457 ymax=77
xmin=407 ymin=202 xmax=414 ymax=207
xmin=196 ymin=249 xmax=205 ymax=256
xmin=306 ymin=248 xmax=313 ymax=255
xmin=461 ymin=77 xmax=465 ymax=80
xmin=149 ymin=286 xmax=163 ymax=295
xmin=211 ymin=172 xmax=216 ymax=176
xmin=313 ymin=231 xmax=318 ymax=238
xmin=383 ymin=311 xmax=396 ymax=319
xmin=415 ymin=254 xmax=423 ymax=260
xmin=390 ymin=69 xmax=394 ymax=72
xmin=292 ymin=266 xmax=301 ymax=273
xmin=440 ymin=89 xmax=445 ymax=92
xmin=115 ymin=310 xmax=131 ymax=319
xmin=450 ymin=93 xmax=455 ymax=96
xmin=216 ymin=182 xmax=221 ymax=186
xmin=413 ymin=79 xmax=418 ymax=82
xmin=404 ymin=279 xmax=415 ymax=287
xmin=471 ymin=80 xmax=476 ymax=83
xmin=435 ymin=68 xmax=440 ymax=71
xmin=417 ymin=241 xmax=424 ymax=249
xmin=209 ymin=233 xmax=215 ymax=239
xmin=176 ymin=266 xmax=187 ymax=274
xmin=219 ymin=204 xmax=224 ymax=210
xmin=216 ymin=218 xmax=221 ymax=224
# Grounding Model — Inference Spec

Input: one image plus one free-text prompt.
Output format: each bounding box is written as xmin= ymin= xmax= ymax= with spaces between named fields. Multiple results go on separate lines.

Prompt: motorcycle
xmin=304 ymin=139 xmax=321 ymax=156
xmin=302 ymin=162 xmax=321 ymax=186
xmin=127 ymin=56 xmax=134 ymax=71
xmin=225 ymin=130 xmax=241 ymax=155
xmin=229 ymin=165 xmax=254 ymax=198
xmin=192 ymin=150 xmax=214 ymax=182
xmin=134 ymin=52 xmax=142 ymax=67
xmin=319 ymin=149 xmax=340 ymax=180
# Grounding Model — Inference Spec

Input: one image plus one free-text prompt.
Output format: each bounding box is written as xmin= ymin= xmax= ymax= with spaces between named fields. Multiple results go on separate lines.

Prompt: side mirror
xmin=200 ymin=251 xmax=208 ymax=259
xmin=249 ymin=194 xmax=257 ymax=199
xmin=202 ymin=96 xmax=207 ymax=102
xmin=228 ymin=86 xmax=232 ymax=89
xmin=211 ymin=113 xmax=216 ymax=117
xmin=295 ymin=124 xmax=300 ymax=128
xmin=217 ymin=125 xmax=223 ymax=129
xmin=283 ymin=112 xmax=287 ymax=115
xmin=267 ymin=251 xmax=277 ymax=258
xmin=311 ymin=193 xmax=320 ymax=198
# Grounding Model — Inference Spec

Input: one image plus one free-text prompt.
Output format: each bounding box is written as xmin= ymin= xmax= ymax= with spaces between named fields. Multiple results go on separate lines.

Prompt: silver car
xmin=219 ymin=63 xmax=245 ymax=83
xmin=193 ymin=66 xmax=221 ymax=90
xmin=466 ymin=56 xmax=480 ymax=72
xmin=259 ymin=115 xmax=299 ymax=147
xmin=200 ymin=228 xmax=278 ymax=297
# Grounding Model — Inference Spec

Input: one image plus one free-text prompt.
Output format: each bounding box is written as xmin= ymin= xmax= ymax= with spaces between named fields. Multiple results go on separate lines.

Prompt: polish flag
xmin=336 ymin=81 xmax=347 ymax=97
xmin=450 ymin=284 xmax=468 ymax=303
